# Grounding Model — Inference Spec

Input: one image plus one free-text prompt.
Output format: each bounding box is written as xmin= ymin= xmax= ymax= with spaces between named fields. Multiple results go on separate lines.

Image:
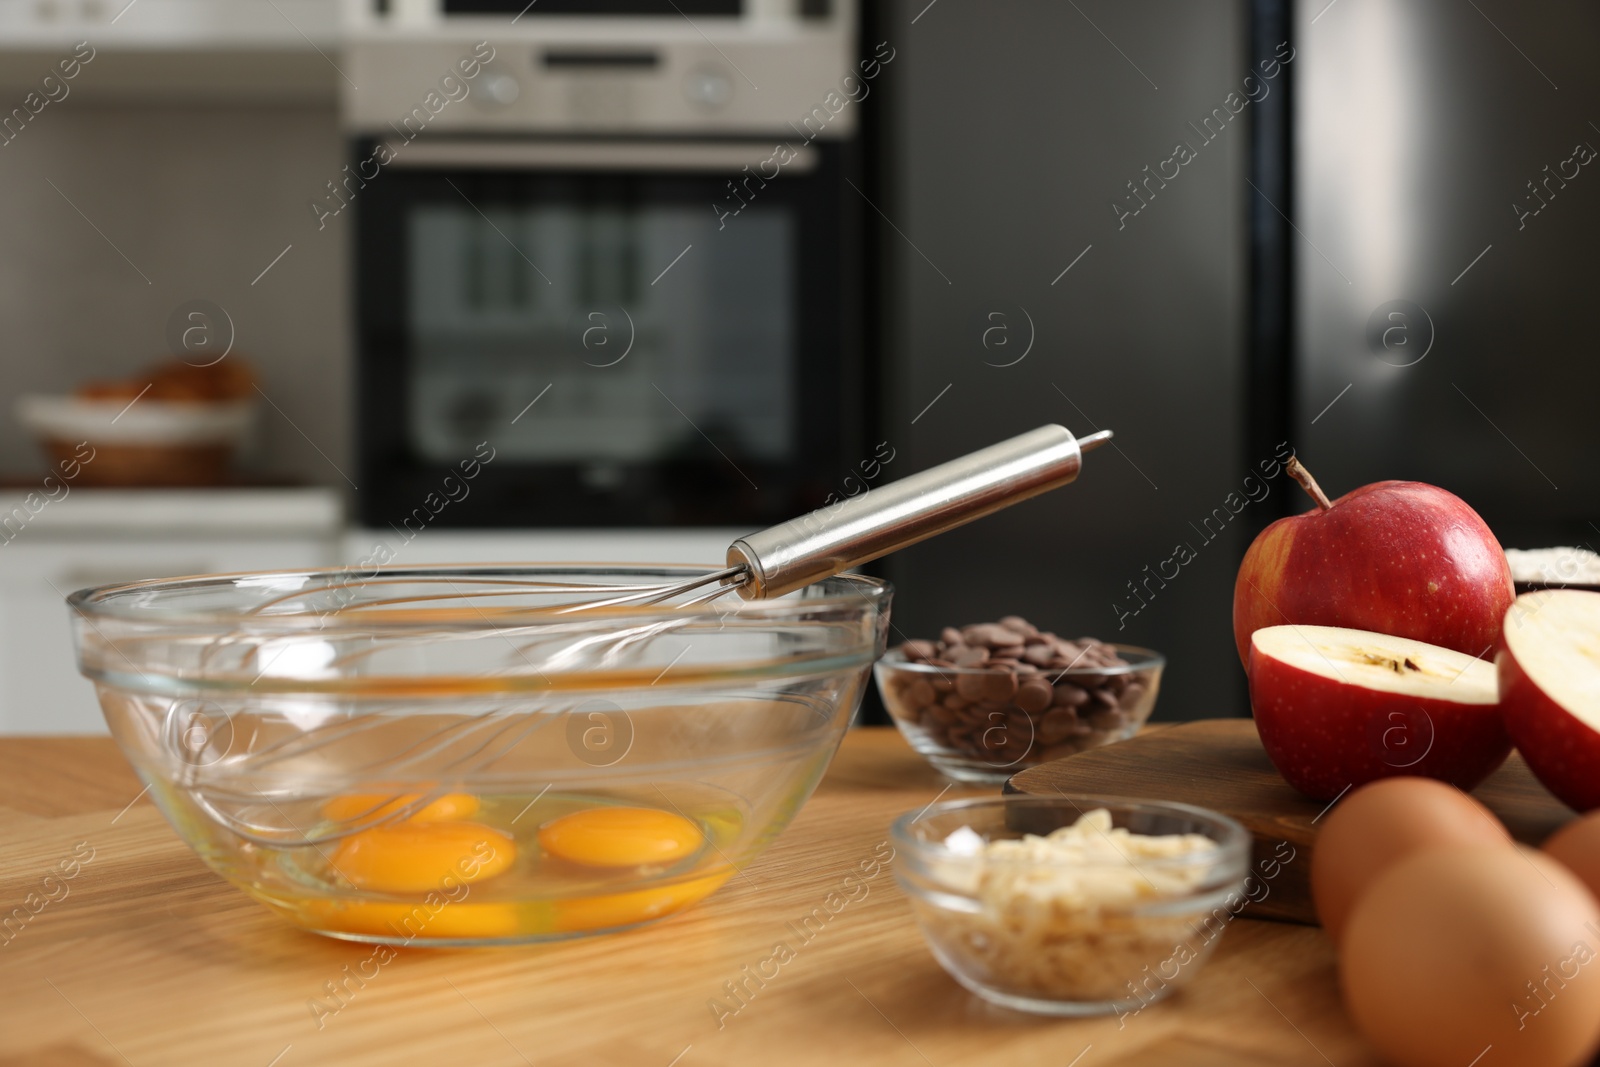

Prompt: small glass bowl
xmin=874 ymin=645 xmax=1164 ymax=782
xmin=892 ymin=796 xmax=1249 ymax=1017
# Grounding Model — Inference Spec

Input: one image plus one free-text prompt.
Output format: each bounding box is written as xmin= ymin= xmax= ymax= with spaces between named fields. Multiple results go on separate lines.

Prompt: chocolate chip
xmin=1022 ymin=645 xmax=1055 ymax=667
xmin=966 ymin=624 xmax=1024 ymax=648
xmin=955 ymin=673 xmax=990 ymax=701
xmin=1038 ymin=708 xmax=1078 ymax=744
xmin=1087 ymin=707 xmax=1127 ymax=732
xmin=952 ymin=646 xmax=991 ymax=668
xmin=1015 ymin=677 xmax=1053 ymax=714
xmin=982 ymin=671 xmax=1018 ymax=702
xmin=1051 ymin=683 xmax=1090 ymax=707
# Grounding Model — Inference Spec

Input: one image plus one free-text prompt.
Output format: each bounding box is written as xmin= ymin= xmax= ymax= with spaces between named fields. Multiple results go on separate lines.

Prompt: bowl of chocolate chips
xmin=874 ymin=617 xmax=1164 ymax=783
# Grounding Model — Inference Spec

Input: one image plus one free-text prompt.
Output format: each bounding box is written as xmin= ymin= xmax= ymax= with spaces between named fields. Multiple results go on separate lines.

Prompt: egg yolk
xmin=296 ymin=870 xmax=732 ymax=939
xmin=537 ymin=806 xmax=704 ymax=868
xmin=321 ymin=791 xmax=480 ymax=824
xmin=330 ymin=821 xmax=515 ymax=894
xmin=549 ymin=870 xmax=732 ymax=933
xmin=300 ymin=898 xmax=523 ymax=941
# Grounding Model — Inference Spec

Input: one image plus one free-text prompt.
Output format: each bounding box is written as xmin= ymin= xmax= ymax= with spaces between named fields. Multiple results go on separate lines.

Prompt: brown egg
xmin=1311 ymin=776 xmax=1509 ymax=943
xmin=1342 ymin=845 xmax=1600 ymax=1067
xmin=1545 ymin=813 xmax=1600 ymax=901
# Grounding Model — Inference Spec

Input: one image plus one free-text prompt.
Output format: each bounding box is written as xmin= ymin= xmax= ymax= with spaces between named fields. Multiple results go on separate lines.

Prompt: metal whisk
xmin=173 ymin=423 xmax=1112 ymax=847
xmin=564 ymin=423 xmax=1113 ymax=613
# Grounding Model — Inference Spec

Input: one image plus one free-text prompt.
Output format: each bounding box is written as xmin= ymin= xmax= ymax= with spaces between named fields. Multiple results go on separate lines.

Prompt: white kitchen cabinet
xmin=0 ymin=0 xmax=342 ymax=100
xmin=0 ymin=0 xmax=339 ymax=50
xmin=0 ymin=488 xmax=341 ymax=735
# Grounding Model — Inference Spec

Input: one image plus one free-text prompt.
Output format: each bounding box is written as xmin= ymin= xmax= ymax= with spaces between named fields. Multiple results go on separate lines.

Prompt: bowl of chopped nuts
xmin=873 ymin=617 xmax=1163 ymax=782
xmin=892 ymin=795 xmax=1249 ymax=1016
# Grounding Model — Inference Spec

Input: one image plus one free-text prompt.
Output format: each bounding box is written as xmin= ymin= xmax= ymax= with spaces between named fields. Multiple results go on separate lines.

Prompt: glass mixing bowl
xmin=69 ymin=565 xmax=891 ymax=946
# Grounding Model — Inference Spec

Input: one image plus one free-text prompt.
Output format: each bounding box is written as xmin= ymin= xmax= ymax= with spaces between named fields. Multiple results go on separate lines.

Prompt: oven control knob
xmin=683 ymin=65 xmax=733 ymax=110
xmin=479 ymin=72 xmax=522 ymax=108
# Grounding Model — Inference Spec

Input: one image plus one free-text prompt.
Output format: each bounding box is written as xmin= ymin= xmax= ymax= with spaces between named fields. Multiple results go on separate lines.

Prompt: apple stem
xmin=1287 ymin=456 xmax=1334 ymax=511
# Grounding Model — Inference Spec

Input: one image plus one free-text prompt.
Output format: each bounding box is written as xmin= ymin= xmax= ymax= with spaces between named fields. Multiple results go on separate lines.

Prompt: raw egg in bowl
xmin=67 ymin=564 xmax=889 ymax=945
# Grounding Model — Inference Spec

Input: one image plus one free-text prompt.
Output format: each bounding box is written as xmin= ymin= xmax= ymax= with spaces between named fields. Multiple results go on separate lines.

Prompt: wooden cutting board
xmin=1005 ymin=718 xmax=1573 ymax=925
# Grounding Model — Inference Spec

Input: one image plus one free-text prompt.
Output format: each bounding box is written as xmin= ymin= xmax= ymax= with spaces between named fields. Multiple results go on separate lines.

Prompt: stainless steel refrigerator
xmin=1293 ymin=0 xmax=1600 ymax=554
xmin=875 ymin=0 xmax=1598 ymax=722
xmin=876 ymin=0 xmax=1257 ymax=721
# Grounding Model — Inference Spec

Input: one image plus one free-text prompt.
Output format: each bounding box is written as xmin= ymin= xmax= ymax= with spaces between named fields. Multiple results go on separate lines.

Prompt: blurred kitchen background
xmin=0 ymin=0 xmax=1595 ymax=732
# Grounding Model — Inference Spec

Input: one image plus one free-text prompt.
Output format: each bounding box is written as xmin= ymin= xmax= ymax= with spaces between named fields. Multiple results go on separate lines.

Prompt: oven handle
xmin=382 ymin=139 xmax=820 ymax=174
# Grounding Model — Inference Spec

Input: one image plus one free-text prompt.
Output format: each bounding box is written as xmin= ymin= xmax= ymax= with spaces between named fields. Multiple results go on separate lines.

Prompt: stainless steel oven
xmin=342 ymin=1 xmax=870 ymax=530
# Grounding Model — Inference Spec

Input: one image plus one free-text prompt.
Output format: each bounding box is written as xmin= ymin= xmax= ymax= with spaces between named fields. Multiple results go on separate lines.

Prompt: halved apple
xmin=1248 ymin=625 xmax=1510 ymax=800
xmin=1499 ymin=590 xmax=1600 ymax=812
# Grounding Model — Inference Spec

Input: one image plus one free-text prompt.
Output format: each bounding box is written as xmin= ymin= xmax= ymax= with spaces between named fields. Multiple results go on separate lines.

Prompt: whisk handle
xmin=726 ymin=424 xmax=1111 ymax=600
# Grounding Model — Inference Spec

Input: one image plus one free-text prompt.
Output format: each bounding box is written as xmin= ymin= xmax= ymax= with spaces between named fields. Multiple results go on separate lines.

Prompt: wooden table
xmin=0 ymin=729 xmax=1382 ymax=1066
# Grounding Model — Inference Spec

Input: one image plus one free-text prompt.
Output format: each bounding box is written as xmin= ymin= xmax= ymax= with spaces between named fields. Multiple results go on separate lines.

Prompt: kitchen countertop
xmin=0 ymin=729 xmax=1381 ymax=1066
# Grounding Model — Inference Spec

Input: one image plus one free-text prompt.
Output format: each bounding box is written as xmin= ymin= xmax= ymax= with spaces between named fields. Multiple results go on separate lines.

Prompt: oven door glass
xmin=356 ymin=140 xmax=860 ymax=528
xmin=407 ymin=203 xmax=794 ymax=468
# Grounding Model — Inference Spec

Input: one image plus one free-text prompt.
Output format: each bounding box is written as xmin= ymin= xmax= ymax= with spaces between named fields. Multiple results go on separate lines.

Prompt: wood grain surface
xmin=0 ymin=728 xmax=1392 ymax=1066
xmin=1007 ymin=719 xmax=1572 ymax=924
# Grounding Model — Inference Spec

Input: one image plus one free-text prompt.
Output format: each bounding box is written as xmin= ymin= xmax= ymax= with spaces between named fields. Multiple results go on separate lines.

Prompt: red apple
xmin=1248 ymin=624 xmax=1511 ymax=800
xmin=1498 ymin=589 xmax=1600 ymax=812
xmin=1233 ymin=458 xmax=1513 ymax=668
